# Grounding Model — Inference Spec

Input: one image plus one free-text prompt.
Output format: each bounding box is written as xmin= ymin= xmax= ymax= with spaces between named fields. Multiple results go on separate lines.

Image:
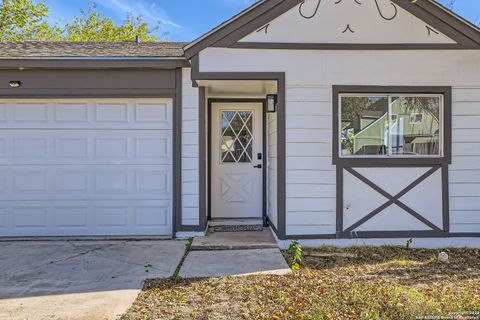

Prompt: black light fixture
xmin=266 ymin=94 xmax=277 ymax=113
xmin=9 ymin=81 xmax=21 ymax=88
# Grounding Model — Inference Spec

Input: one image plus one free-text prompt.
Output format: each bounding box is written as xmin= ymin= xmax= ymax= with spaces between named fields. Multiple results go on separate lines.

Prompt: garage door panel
xmin=0 ymin=200 xmax=171 ymax=236
xmin=0 ymin=165 xmax=171 ymax=201
xmin=1 ymin=99 xmax=172 ymax=130
xmin=0 ymin=130 xmax=172 ymax=165
xmin=0 ymin=98 xmax=173 ymax=237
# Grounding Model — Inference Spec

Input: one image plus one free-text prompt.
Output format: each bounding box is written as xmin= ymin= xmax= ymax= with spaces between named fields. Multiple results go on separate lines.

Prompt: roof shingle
xmin=0 ymin=41 xmax=188 ymax=58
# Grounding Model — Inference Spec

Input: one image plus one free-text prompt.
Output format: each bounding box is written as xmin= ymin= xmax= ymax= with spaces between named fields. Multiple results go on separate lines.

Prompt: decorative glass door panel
xmin=221 ymin=111 xmax=253 ymax=163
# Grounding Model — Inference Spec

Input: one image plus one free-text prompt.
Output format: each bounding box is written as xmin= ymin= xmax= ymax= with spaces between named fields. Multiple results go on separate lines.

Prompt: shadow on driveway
xmin=0 ymin=240 xmax=186 ymax=320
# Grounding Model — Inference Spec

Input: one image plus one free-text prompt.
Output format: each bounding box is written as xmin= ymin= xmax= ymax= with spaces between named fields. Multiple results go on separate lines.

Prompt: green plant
xmin=168 ymin=237 xmax=194 ymax=283
xmin=406 ymin=238 xmax=413 ymax=249
xmin=185 ymin=237 xmax=193 ymax=252
xmin=144 ymin=262 xmax=153 ymax=273
xmin=0 ymin=0 xmax=165 ymax=42
xmin=170 ymin=271 xmax=183 ymax=284
xmin=287 ymin=240 xmax=303 ymax=272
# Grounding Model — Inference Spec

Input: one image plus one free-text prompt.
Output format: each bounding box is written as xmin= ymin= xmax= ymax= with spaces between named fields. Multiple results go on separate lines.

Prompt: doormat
xmin=211 ymin=225 xmax=264 ymax=232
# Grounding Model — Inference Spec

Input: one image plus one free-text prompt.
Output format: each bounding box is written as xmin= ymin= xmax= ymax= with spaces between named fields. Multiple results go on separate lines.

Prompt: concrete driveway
xmin=0 ymin=240 xmax=186 ymax=320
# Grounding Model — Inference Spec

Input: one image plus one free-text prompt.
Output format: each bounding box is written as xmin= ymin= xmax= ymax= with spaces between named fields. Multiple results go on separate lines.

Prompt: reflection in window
xmin=390 ymin=97 xmax=440 ymax=156
xmin=341 ymin=96 xmax=388 ymax=156
xmin=340 ymin=95 xmax=442 ymax=157
xmin=220 ymin=110 xmax=253 ymax=163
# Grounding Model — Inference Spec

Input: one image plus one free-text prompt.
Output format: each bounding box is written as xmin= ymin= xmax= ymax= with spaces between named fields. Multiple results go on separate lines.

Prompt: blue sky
xmin=43 ymin=0 xmax=480 ymax=42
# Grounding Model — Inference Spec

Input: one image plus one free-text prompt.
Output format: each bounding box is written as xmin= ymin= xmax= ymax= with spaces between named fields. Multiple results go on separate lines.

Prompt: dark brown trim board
xmin=262 ymin=99 xmax=268 ymax=227
xmin=0 ymin=68 xmax=177 ymax=98
xmin=206 ymin=99 xmax=267 ymax=225
xmin=198 ymin=87 xmax=208 ymax=231
xmin=0 ymin=58 xmax=189 ymax=69
xmin=230 ymin=43 xmax=471 ymax=50
xmin=184 ymin=0 xmax=480 ymax=58
xmin=172 ymin=68 xmax=182 ymax=234
xmin=442 ymin=164 xmax=450 ymax=232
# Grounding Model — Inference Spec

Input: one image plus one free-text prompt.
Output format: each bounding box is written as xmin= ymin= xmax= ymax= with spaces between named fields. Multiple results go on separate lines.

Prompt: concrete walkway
xmin=0 ymin=240 xmax=186 ymax=320
xmin=180 ymin=229 xmax=291 ymax=278
xmin=191 ymin=229 xmax=278 ymax=250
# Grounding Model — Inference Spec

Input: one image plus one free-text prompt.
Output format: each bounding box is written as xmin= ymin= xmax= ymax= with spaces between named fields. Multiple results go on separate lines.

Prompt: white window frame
xmin=338 ymin=93 xmax=444 ymax=159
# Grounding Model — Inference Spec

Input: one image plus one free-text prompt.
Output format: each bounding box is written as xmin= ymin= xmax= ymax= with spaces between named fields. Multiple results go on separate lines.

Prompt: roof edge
xmin=184 ymin=0 xmax=303 ymax=59
xmin=183 ymin=0 xmax=267 ymax=51
xmin=0 ymin=58 xmax=190 ymax=69
xmin=184 ymin=0 xmax=480 ymax=59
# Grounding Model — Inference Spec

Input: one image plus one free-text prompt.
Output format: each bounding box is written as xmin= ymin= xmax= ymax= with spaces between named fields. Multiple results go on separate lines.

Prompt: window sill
xmin=332 ymin=156 xmax=450 ymax=166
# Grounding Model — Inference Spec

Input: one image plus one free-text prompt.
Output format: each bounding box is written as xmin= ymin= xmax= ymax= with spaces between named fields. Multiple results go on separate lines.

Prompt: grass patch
xmin=169 ymin=238 xmax=193 ymax=284
xmin=122 ymin=246 xmax=480 ymax=320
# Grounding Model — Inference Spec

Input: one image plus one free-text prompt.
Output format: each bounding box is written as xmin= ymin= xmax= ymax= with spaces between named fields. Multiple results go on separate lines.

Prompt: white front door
xmin=211 ymin=102 xmax=263 ymax=219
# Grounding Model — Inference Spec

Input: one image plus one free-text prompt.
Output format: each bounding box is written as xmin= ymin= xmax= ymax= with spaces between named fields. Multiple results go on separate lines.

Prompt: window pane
xmin=220 ymin=110 xmax=253 ymax=163
xmin=340 ymin=96 xmax=388 ymax=156
xmin=390 ymin=96 xmax=441 ymax=156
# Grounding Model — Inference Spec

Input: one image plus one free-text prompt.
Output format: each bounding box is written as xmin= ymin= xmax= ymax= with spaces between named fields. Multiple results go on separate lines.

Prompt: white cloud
xmin=97 ymin=0 xmax=181 ymax=29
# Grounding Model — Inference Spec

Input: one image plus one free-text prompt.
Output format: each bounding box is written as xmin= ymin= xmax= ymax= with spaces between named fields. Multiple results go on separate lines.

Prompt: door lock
xmin=254 ymin=164 xmax=262 ymax=169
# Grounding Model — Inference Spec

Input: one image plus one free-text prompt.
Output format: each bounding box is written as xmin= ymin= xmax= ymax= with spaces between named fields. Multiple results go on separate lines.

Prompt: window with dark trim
xmin=332 ymin=86 xmax=452 ymax=165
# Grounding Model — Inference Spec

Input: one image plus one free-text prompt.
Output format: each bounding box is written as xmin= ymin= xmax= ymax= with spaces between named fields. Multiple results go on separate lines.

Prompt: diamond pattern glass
xmin=220 ymin=110 xmax=253 ymax=163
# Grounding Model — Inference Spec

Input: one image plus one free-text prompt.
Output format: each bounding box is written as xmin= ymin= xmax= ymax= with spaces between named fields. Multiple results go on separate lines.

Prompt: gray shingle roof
xmin=0 ymin=41 xmax=188 ymax=58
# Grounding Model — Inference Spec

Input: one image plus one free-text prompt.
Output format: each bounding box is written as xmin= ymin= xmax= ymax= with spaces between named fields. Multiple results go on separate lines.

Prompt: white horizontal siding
xmin=199 ymin=48 xmax=480 ymax=237
xmin=286 ymin=224 xmax=336 ymax=235
xmin=287 ymin=198 xmax=336 ymax=212
xmin=450 ymin=87 xmax=480 ymax=234
xmin=200 ymin=49 xmax=480 ymax=87
xmin=286 ymin=128 xmax=332 ymax=143
xmin=181 ymin=68 xmax=200 ymax=226
xmin=267 ymin=112 xmax=278 ymax=228
xmin=286 ymin=86 xmax=336 ymax=235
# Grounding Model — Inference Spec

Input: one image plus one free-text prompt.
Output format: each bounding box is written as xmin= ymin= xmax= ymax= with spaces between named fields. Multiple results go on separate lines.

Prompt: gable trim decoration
xmin=184 ymin=0 xmax=480 ymax=59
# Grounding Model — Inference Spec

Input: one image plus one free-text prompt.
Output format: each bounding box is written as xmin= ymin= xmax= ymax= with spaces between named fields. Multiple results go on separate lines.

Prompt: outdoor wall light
xmin=9 ymin=81 xmax=21 ymax=88
xmin=266 ymin=94 xmax=277 ymax=113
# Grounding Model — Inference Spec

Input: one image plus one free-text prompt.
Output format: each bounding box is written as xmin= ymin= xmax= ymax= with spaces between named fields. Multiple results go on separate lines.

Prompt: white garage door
xmin=0 ymin=99 xmax=173 ymax=237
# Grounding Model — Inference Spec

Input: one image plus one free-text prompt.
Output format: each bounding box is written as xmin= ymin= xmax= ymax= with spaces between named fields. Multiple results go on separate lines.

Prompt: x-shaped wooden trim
xmin=344 ymin=166 xmax=442 ymax=232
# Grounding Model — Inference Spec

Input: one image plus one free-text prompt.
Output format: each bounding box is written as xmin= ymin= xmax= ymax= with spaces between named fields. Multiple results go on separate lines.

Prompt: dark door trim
xmin=207 ymin=98 xmax=267 ymax=226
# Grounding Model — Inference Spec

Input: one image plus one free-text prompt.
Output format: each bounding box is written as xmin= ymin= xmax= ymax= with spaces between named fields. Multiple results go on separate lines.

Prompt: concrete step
xmin=191 ymin=229 xmax=278 ymax=251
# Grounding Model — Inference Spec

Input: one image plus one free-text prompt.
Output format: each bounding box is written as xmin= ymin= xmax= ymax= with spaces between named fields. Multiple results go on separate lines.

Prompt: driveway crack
xmin=7 ymin=242 xmax=122 ymax=277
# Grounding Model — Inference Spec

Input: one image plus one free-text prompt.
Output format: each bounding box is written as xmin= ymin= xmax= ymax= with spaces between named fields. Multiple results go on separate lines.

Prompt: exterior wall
xmin=181 ymin=68 xmax=200 ymax=226
xmin=284 ymin=86 xmax=335 ymax=235
xmin=450 ymin=88 xmax=480 ymax=233
xmin=267 ymin=112 xmax=278 ymax=228
xmin=198 ymin=48 xmax=480 ymax=237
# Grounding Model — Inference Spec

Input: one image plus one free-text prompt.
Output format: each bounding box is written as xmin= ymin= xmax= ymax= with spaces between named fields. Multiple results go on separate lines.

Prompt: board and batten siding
xmin=181 ymin=68 xmax=200 ymax=226
xmin=198 ymin=48 xmax=480 ymax=236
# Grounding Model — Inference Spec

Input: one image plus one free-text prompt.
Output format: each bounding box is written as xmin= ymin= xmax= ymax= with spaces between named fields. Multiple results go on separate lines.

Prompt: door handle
xmin=254 ymin=164 xmax=262 ymax=169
